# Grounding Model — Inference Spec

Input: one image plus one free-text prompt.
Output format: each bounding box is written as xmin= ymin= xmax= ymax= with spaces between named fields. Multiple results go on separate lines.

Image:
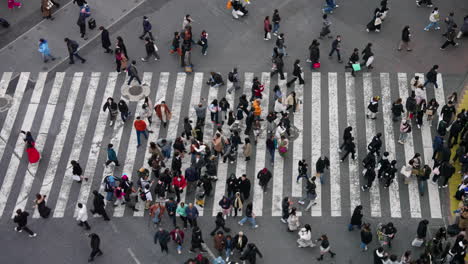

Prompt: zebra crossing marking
xmin=329 ymin=72 xmax=341 ymax=217
xmin=0 ymin=72 xmax=12 ymax=97
xmin=291 ymin=78 xmax=304 ymax=198
xmin=311 ymin=72 xmax=322 ymax=217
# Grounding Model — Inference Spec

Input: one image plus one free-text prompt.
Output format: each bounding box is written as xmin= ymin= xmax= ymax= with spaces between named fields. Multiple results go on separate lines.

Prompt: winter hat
xmin=122 ymin=175 xmax=128 ymax=180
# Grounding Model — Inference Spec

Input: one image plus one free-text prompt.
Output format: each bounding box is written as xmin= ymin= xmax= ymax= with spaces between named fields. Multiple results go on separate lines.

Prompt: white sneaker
xmin=14 ymin=227 xmax=22 ymax=232
xmin=298 ymin=200 xmax=305 ymax=205
xmin=253 ymin=225 xmax=258 ymax=228
xmin=280 ymin=218 xmax=287 ymax=223
xmin=238 ymin=221 xmax=243 ymax=226
xmin=264 ymin=38 xmax=268 ymax=40
xmin=29 ymin=233 xmax=37 ymax=238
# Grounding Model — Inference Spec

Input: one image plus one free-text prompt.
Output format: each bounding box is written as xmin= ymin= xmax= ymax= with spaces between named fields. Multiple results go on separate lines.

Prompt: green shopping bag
xmin=352 ymin=63 xmax=361 ymax=71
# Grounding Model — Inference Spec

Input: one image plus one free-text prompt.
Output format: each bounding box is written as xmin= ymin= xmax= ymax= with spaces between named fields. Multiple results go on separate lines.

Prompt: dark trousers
xmin=105 ymin=159 xmax=120 ymax=166
xmin=128 ymin=75 xmax=142 ymax=85
xmin=286 ymin=74 xmax=305 ymax=87
xmin=168 ymin=214 xmax=177 ymax=227
xmin=423 ymin=79 xmax=438 ymax=89
xmin=329 ymin=48 xmax=341 ymax=61
xmin=448 ymin=133 xmax=460 ymax=148
xmin=116 ymin=60 xmax=121 ymax=72
xmin=16 ymin=225 xmax=34 ymax=235
xmin=159 ymin=242 xmax=169 ymax=253
xmin=91 ymin=207 xmax=110 ymax=221
xmin=441 ymin=40 xmax=457 ymax=49
xmin=78 ymin=220 xmax=91 ymax=229
xmin=104 ymin=46 xmax=113 ymax=53
xmin=210 ymin=224 xmax=230 ymax=235
xmin=69 ymin=52 xmax=85 ymax=63
xmin=196 ymin=116 xmax=205 ymax=127
xmin=140 ymin=30 xmax=154 ymax=40
xmin=341 ymin=150 xmax=355 ymax=160
xmin=79 ymin=24 xmax=86 ymax=37
xmin=271 ymin=68 xmax=285 ymax=79
xmin=180 ymin=216 xmax=188 ymax=228
xmin=120 ymin=111 xmax=130 ymax=122
xmin=89 ymin=248 xmax=103 ymax=260
xmin=188 ymin=218 xmax=198 ymax=228
xmin=143 ymin=50 xmax=160 ymax=60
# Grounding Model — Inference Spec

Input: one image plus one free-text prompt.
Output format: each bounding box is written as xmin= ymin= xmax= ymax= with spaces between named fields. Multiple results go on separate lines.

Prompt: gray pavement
xmin=1 ymin=0 xmax=468 ymax=263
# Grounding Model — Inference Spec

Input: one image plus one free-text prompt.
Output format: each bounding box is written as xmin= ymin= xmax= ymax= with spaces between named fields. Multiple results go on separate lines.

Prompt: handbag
xmin=226 ymin=0 xmax=232 ymax=9
xmin=153 ymin=44 xmax=159 ymax=52
xmin=352 ymin=63 xmax=361 ymax=71
xmin=411 ymin=238 xmax=424 ymax=247
xmin=426 ymin=109 xmax=434 ymax=116
xmin=279 ymin=146 xmax=287 ymax=154
xmin=366 ymin=56 xmax=374 ymax=67
xmin=400 ymin=165 xmax=412 ymax=178
xmin=266 ymin=32 xmax=271 ymax=39
xmin=313 ymin=62 xmax=321 ymax=69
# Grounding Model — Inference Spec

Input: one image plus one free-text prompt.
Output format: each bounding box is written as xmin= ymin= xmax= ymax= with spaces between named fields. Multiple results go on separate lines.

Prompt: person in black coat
xmin=190 ymin=226 xmax=207 ymax=253
xmin=226 ymin=173 xmax=238 ymax=198
xmin=90 ymin=190 xmax=110 ymax=221
xmin=345 ymin=48 xmax=360 ymax=77
xmin=13 ymin=209 xmax=37 ymax=237
xmin=416 ymin=219 xmax=429 ymax=239
xmin=328 ymin=35 xmax=342 ymax=62
xmin=368 ymin=133 xmax=383 ymax=157
xmin=270 ymin=53 xmax=285 ymax=80
xmin=88 ymin=233 xmax=103 ymax=262
xmin=308 ymin=39 xmax=320 ymax=65
xmin=316 ymin=155 xmax=330 ymax=184
xmin=398 ymin=25 xmax=412 ymax=51
xmin=240 ymin=243 xmax=263 ymax=264
xmin=257 ymin=168 xmax=272 ymax=192
xmin=361 ymin=42 xmax=374 ymax=69
xmin=141 ymin=37 xmax=160 ymax=61
xmin=233 ymin=231 xmax=248 ymax=253
xmin=99 ymin=26 xmax=113 ymax=53
xmin=118 ymin=99 xmax=130 ymax=122
xmin=116 ymin=36 xmax=128 ymax=59
xmin=383 ymin=160 xmax=397 ymax=188
xmin=374 ymin=247 xmax=388 ymax=264
xmin=154 ymin=227 xmax=170 ymax=254
xmin=286 ymin=59 xmax=305 ymax=87
xmin=64 ymin=37 xmax=86 ymax=64
xmin=340 ymin=138 xmax=356 ymax=162
xmin=77 ymin=10 xmax=87 ymax=39
xmin=423 ymin=64 xmax=439 ymax=89
xmin=237 ymin=174 xmax=251 ymax=200
xmin=360 ymin=223 xmax=372 ymax=251
xmin=349 ymin=205 xmax=363 ymax=231
xmin=361 ymin=167 xmax=376 ymax=191
xmin=210 ymin=212 xmax=230 ymax=235
xmin=339 ymin=126 xmax=353 ymax=151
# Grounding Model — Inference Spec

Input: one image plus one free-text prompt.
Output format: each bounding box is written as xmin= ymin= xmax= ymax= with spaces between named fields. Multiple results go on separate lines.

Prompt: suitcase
xmin=88 ymin=18 xmax=96 ymax=30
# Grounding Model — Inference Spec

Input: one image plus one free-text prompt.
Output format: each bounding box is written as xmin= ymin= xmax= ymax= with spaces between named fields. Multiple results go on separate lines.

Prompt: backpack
xmin=228 ymin=71 xmax=235 ymax=82
xmin=104 ymin=176 xmax=113 ymax=192
xmin=406 ymin=124 xmax=412 ymax=133
xmin=140 ymin=190 xmax=148 ymax=201
xmin=433 ymin=136 xmax=443 ymax=150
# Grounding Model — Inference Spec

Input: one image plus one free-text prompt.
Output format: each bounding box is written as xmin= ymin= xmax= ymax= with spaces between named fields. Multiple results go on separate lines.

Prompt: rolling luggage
xmin=88 ymin=18 xmax=96 ymax=30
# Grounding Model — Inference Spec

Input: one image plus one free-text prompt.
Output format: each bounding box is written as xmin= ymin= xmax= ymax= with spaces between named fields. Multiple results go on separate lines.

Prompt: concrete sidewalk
xmin=0 ymin=0 xmax=146 ymax=79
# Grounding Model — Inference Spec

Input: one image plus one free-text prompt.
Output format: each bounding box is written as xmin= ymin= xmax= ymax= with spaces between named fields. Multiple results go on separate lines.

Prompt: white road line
xmin=363 ymin=73 xmax=382 ymax=217
xmin=73 ymin=73 xmax=118 ymax=217
xmin=345 ymin=73 xmax=361 ymax=215
xmin=434 ymin=74 xmax=446 ymax=117
xmin=127 ymin=248 xmax=142 ymax=264
xmin=53 ymin=73 xmax=101 ymax=217
xmin=252 ymin=72 xmax=271 ymax=217
xmin=417 ymin=73 xmax=442 ymax=219
xmin=8 ymin=73 xmax=47 ymax=216
xmin=272 ymin=74 xmax=287 ymax=216
xmin=127 ymin=72 xmax=163 ymax=217
xmin=311 ymin=73 xmax=322 ymax=217
xmin=212 ymin=73 xmax=236 ymax=216
xmin=291 ymin=77 xmax=304 ymax=198
xmin=328 ymin=72 xmax=341 ymax=217
xmin=181 ymin=72 xmax=203 ymax=205
xmin=0 ymin=72 xmax=12 ymax=96
xmin=0 ymin=73 xmax=31 ymax=217
xmin=397 ymin=72 xmax=422 ymax=218
xmin=117 ymin=74 xmax=155 ymax=218
xmin=380 ymin=73 xmax=402 ymax=218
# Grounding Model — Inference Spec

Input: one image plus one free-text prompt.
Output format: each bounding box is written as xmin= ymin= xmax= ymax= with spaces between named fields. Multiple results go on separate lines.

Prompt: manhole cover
xmin=0 ymin=95 xmax=13 ymax=112
xmin=121 ymin=84 xmax=150 ymax=102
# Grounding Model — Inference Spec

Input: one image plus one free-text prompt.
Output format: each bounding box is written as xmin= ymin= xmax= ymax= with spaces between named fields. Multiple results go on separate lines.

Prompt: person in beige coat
xmin=212 ymin=134 xmax=223 ymax=156
xmin=243 ymin=138 xmax=252 ymax=161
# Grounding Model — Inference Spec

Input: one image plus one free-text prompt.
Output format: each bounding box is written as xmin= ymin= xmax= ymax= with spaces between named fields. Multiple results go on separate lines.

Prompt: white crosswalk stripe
xmin=0 ymin=71 xmax=451 ymax=220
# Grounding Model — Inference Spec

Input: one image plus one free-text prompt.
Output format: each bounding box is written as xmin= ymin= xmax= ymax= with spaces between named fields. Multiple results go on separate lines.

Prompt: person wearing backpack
xmin=398 ymin=119 xmax=412 ymax=144
xmin=64 ymin=37 xmax=86 ymax=64
xmin=424 ymin=7 xmax=441 ymax=31
xmin=423 ymin=64 xmax=439 ymax=88
xmin=77 ymin=8 xmax=88 ymax=40
xmin=227 ymin=68 xmax=241 ymax=94
xmin=366 ymin=96 xmax=380 ymax=119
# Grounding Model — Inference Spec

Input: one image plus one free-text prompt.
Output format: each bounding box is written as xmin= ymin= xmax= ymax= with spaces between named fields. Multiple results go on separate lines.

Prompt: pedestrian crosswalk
xmin=0 ymin=70 xmax=452 ymax=221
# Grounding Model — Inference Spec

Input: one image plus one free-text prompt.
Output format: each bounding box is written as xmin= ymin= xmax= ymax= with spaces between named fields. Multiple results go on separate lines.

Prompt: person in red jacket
xmin=172 ymin=174 xmax=187 ymax=203
xmin=264 ymin=16 xmax=272 ymax=40
xmin=170 ymin=226 xmax=185 ymax=254
xmin=134 ymin=116 xmax=148 ymax=147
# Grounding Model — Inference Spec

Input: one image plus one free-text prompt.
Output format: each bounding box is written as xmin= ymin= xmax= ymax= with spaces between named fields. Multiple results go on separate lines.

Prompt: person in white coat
xmin=424 ymin=7 xmax=441 ymax=31
xmin=76 ymin=203 xmax=91 ymax=230
xmin=287 ymin=207 xmax=300 ymax=232
xmin=274 ymin=98 xmax=287 ymax=114
xmin=297 ymin=224 xmax=315 ymax=248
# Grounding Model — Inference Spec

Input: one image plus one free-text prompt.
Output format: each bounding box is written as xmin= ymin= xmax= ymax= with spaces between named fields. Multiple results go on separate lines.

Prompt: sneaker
xmin=375 ymin=29 xmax=380 ymax=32
xmin=141 ymin=58 xmax=147 ymax=61
xmin=178 ymin=249 xmax=182 ymax=254
xmin=361 ymin=186 xmax=366 ymax=191
xmin=443 ymin=185 xmax=448 ymax=188
xmin=29 ymin=233 xmax=37 ymax=238
xmin=366 ymin=28 xmax=370 ymax=32
xmin=455 ymin=43 xmax=459 ymax=46
xmin=298 ymin=200 xmax=305 ymax=205
xmin=280 ymin=218 xmax=287 ymax=223
xmin=154 ymin=58 xmax=158 ymax=61
xmin=253 ymin=225 xmax=258 ymax=228
xmin=440 ymin=47 xmax=445 ymax=50
xmin=264 ymin=38 xmax=268 ymax=40
xmin=435 ymin=27 xmax=440 ymax=30
xmin=306 ymin=59 xmax=311 ymax=62
xmin=238 ymin=221 xmax=244 ymax=226
xmin=14 ymin=227 xmax=22 ymax=232
xmin=424 ymin=28 xmax=429 ymax=31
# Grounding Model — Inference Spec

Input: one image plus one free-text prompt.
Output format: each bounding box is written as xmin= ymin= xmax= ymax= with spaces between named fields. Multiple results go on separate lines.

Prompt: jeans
xmin=424 ymin=21 xmax=440 ymax=31
xmin=201 ymin=44 xmax=208 ymax=55
xmin=273 ymin=23 xmax=280 ymax=33
xmin=296 ymin=173 xmax=308 ymax=183
xmin=69 ymin=52 xmax=85 ymax=63
xmin=348 ymin=224 xmax=360 ymax=231
xmin=162 ymin=148 xmax=171 ymax=159
xmin=136 ymin=130 xmax=148 ymax=146
xmin=360 ymin=242 xmax=367 ymax=250
xmin=328 ymin=48 xmax=341 ymax=61
xmin=176 ymin=244 xmax=182 ymax=252
xmin=106 ymin=191 xmax=114 ymax=201
xmin=128 ymin=75 xmax=142 ymax=85
xmin=323 ymin=0 xmax=337 ymax=13
xmin=211 ymin=112 xmax=219 ymax=124
xmin=239 ymin=216 xmax=257 ymax=226
xmin=268 ymin=148 xmax=275 ymax=162
xmin=42 ymin=53 xmax=55 ymax=62
xmin=140 ymin=30 xmax=154 ymax=40
xmin=120 ymin=111 xmax=130 ymax=122
xmin=441 ymin=40 xmax=457 ymax=49
xmin=399 ymin=132 xmax=408 ymax=142
xmin=418 ymin=180 xmax=426 ymax=195
xmin=16 ymin=225 xmax=34 ymax=235
xmin=423 ymin=79 xmax=438 ymax=88
xmin=228 ymin=81 xmax=241 ymax=93
xmin=225 ymin=248 xmax=232 ymax=258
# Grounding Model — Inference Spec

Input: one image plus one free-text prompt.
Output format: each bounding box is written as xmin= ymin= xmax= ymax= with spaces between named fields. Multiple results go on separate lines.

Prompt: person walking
xmin=170 ymin=227 xmax=185 ymax=254
xmin=170 ymin=32 xmax=182 ymax=56
xmin=76 ymin=203 xmax=91 ymax=230
xmin=270 ymin=53 xmax=285 ymax=80
xmin=361 ymin=43 xmax=374 ymax=70
xmin=264 ymin=16 xmax=272 ymax=40
xmin=103 ymin=97 xmax=118 ymax=126
xmin=416 ymin=219 xmax=429 ymax=240
xmin=240 ymin=243 xmax=263 ymax=264
xmin=307 ymin=39 xmax=321 ymax=69
xmin=316 ymin=155 xmax=330 ymax=184
xmin=190 ymin=226 xmax=207 ymax=253
xmin=64 ymin=37 xmax=86 ymax=64
xmin=154 ymin=101 xmax=172 ymax=128
xmin=275 ymin=33 xmax=287 ymax=56
xmin=90 ymin=190 xmax=110 ymax=221
xmin=316 ymin=235 xmax=336 ymax=261
xmin=339 ymin=126 xmax=353 ymax=151
xmin=71 ymin=160 xmax=88 ymax=182
xmin=176 ymin=202 xmax=188 ymax=228
xmin=287 ymin=207 xmax=300 ymax=232
xmin=349 ymin=205 xmax=363 ymax=231
xmin=360 ymin=223 xmax=372 ymax=251
xmin=322 ymin=0 xmax=339 ymax=14
xmin=38 ymin=38 xmax=56 ymax=63
xmin=233 ymin=231 xmax=248 ymax=254
xmin=198 ymin=30 xmax=208 ymax=56
xmin=99 ymin=26 xmax=113 ymax=53
xmin=266 ymin=134 xmax=277 ymax=164
xmin=77 ymin=8 xmax=88 ymax=40
xmin=272 ymin=9 xmax=281 ymax=35
xmin=345 ymin=48 xmax=360 ymax=77
xmin=227 ymin=68 xmax=241 ymax=94
xmin=374 ymin=247 xmax=388 ymax=263
xmin=139 ymin=16 xmax=154 ymax=40
xmin=211 ymin=212 xmax=231 ymax=235
xmin=186 ymin=203 xmax=199 ymax=228
xmin=319 ymin=14 xmax=332 ymax=39
xmin=424 ymin=65 xmax=439 ymax=89
xmin=361 ymin=166 xmax=377 ymax=191
xmin=366 ymin=96 xmax=380 ymax=119
xmin=398 ymin=119 xmax=412 ymax=144
xmin=88 ymin=233 xmax=103 ymax=262
xmin=257 ymin=168 xmax=272 ymax=192
xmin=141 ymin=37 xmax=160 ymax=62
xmin=134 ymin=116 xmax=148 ymax=147
xmin=105 ymin=144 xmax=119 ymax=166
xmin=391 ymin=98 xmax=405 ymax=122
xmin=440 ymin=24 xmax=459 ymax=50
xmin=340 ymin=137 xmax=356 ymax=162
xmin=286 ymin=59 xmax=305 ymax=87
xmin=424 ymin=7 xmax=441 ymax=31
xmin=329 ymin=35 xmax=342 ymax=62
xmin=238 ymin=203 xmax=258 ymax=228
xmin=281 ymin=196 xmax=292 ymax=223
xmin=127 ymin=60 xmax=142 ymax=85
xmin=237 ymin=174 xmax=251 ymax=200
xmin=116 ymin=36 xmax=129 ymax=59
xmin=154 ymin=227 xmax=170 ymax=254
xmin=41 ymin=0 xmax=54 ymax=20
xmin=398 ymin=26 xmax=413 ymax=51
xmin=213 ymin=231 xmax=226 ymax=256
xmin=118 ymin=99 xmax=130 ymax=122
xmin=13 ymin=209 xmax=37 ymax=237
xmin=298 ymin=176 xmax=318 ymax=211
xmin=34 ymin=193 xmax=51 ymax=218
xmin=8 ymin=0 xmax=22 ymax=9
xmin=297 ymin=224 xmax=315 ymax=248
